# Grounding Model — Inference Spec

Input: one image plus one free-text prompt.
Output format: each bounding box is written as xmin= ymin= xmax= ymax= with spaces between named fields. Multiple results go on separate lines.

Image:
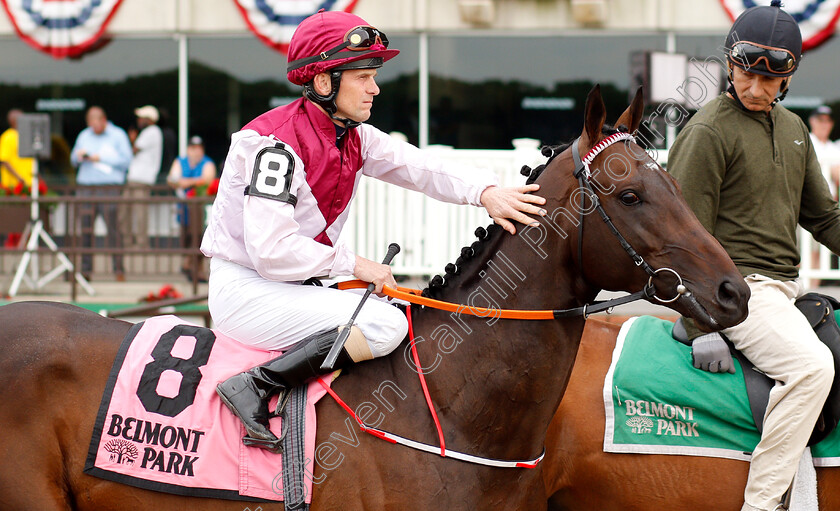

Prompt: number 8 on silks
xmin=246 ymin=143 xmax=298 ymax=206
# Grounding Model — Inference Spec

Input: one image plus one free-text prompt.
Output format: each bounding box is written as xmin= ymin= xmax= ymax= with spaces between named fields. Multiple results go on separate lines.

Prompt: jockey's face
xmin=333 ymin=68 xmax=380 ymax=124
xmin=730 ymin=65 xmax=787 ymax=113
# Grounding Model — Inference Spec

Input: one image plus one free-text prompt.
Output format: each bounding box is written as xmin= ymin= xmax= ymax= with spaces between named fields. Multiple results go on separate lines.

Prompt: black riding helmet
xmin=723 ymin=0 xmax=802 ymax=107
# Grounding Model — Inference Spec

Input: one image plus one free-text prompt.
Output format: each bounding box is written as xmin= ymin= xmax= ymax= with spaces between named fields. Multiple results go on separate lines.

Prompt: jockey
xmin=669 ymin=2 xmax=840 ymax=510
xmin=201 ymin=10 xmax=546 ymax=452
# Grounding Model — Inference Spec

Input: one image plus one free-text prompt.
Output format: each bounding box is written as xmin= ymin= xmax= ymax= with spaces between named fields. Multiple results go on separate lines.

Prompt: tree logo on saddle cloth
xmin=103 ymin=439 xmax=140 ymax=466
xmin=245 ymin=143 xmax=297 ymax=205
xmin=625 ymin=416 xmax=655 ymax=435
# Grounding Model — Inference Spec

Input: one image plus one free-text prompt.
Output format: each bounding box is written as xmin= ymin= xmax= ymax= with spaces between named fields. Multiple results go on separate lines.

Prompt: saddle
xmin=674 ymin=292 xmax=840 ymax=446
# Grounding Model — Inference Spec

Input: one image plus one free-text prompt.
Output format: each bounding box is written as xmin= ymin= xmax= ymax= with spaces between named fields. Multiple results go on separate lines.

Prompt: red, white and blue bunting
xmin=720 ymin=0 xmax=840 ymax=51
xmin=232 ymin=0 xmax=358 ymax=54
xmin=0 ymin=0 xmax=124 ymax=59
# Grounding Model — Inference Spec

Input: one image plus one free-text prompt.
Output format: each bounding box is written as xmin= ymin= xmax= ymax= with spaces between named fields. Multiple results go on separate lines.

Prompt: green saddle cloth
xmin=604 ymin=315 xmax=840 ymax=465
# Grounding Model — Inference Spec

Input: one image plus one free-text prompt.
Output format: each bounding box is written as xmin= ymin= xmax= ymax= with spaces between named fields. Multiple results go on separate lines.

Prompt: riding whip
xmin=321 ymin=243 xmax=400 ymax=371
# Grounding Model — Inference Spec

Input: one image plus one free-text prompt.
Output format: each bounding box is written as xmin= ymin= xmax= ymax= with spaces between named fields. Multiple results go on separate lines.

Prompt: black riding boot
xmin=216 ymin=327 xmax=354 ymax=452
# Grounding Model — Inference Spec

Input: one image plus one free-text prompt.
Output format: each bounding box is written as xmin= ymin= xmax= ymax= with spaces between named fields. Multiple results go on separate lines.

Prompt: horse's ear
xmin=614 ymin=86 xmax=645 ymax=133
xmin=580 ymin=84 xmax=607 ymax=154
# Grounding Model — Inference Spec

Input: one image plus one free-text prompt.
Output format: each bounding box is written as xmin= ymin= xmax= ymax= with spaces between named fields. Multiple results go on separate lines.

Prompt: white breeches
xmin=207 ymin=258 xmax=408 ymax=357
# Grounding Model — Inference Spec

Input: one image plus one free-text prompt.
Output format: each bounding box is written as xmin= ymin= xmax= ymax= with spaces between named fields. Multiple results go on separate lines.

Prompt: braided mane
xmin=420 ymin=124 xmax=627 ymax=298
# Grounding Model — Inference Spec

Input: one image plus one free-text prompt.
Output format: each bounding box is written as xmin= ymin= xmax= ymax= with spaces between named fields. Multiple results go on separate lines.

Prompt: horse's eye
xmin=619 ymin=191 xmax=641 ymax=206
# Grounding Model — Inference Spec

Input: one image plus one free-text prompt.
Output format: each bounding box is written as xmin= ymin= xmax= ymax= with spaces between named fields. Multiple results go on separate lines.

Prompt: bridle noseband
xmin=568 ymin=132 xmax=688 ymax=312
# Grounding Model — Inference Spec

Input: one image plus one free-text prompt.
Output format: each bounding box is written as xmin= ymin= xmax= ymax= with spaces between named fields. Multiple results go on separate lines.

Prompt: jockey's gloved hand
xmin=691 ymin=332 xmax=735 ymax=374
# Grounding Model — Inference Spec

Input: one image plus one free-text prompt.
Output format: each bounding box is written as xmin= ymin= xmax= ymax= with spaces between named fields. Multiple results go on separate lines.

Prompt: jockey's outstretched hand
xmin=354 ymin=255 xmax=397 ymax=297
xmin=480 ymin=184 xmax=547 ymax=235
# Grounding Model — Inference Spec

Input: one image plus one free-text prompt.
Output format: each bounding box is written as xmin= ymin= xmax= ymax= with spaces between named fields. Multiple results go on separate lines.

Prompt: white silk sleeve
xmin=243 ymin=199 xmax=356 ymax=281
xmin=233 ymin=133 xmax=356 ymax=281
xmin=358 ymin=124 xmax=498 ymax=206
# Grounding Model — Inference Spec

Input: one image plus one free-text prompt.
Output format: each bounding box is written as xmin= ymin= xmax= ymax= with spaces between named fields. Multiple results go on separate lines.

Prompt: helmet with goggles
xmin=724 ymin=0 xmax=801 ymax=78
xmin=286 ymin=11 xmax=399 ymax=127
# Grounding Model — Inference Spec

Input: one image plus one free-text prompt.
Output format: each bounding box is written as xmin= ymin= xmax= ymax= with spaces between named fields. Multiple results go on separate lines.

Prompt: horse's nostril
xmin=717 ymin=280 xmax=744 ymax=307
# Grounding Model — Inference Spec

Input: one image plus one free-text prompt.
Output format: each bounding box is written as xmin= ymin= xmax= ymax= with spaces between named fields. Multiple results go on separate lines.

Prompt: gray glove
xmin=691 ymin=332 xmax=735 ymax=374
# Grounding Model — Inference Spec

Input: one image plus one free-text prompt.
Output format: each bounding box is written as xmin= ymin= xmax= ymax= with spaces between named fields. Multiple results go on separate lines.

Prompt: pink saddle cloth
xmin=83 ymin=315 xmax=329 ymax=503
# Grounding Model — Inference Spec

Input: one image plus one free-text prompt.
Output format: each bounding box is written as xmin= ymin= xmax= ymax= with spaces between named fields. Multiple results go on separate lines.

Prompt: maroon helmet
xmin=286 ymin=11 xmax=399 ymax=86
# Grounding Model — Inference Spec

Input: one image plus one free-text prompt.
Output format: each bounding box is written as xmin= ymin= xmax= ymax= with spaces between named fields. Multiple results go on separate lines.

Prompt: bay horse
xmin=543 ymin=317 xmax=840 ymax=510
xmin=0 ymin=85 xmax=748 ymax=510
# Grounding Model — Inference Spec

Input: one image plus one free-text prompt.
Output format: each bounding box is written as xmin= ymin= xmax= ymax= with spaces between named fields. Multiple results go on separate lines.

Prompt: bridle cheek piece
xmin=571 ymin=133 xmax=688 ymax=305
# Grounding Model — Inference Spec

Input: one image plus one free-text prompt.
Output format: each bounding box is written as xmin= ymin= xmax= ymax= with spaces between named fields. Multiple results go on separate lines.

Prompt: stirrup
xmin=243 ymin=414 xmax=290 ymax=453
xmin=242 ymin=397 xmax=291 ymax=453
xmin=271 ymin=388 xmax=292 ymax=418
xmin=242 ymin=435 xmax=283 ymax=453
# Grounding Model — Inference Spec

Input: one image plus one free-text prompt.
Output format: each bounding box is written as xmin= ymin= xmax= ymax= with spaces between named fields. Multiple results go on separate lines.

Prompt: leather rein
xmin=339 ymin=131 xmax=688 ymax=318
xmin=323 ymin=133 xmax=694 ymax=470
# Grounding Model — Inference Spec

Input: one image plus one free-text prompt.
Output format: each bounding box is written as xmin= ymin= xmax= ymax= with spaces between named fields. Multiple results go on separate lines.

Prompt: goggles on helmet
xmin=344 ymin=26 xmax=388 ymax=51
xmin=728 ymin=41 xmax=797 ymax=75
xmin=287 ymin=25 xmax=389 ymax=72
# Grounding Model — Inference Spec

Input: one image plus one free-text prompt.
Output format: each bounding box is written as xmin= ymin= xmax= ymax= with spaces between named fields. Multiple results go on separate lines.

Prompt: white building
xmin=0 ymin=0 xmax=837 ymax=167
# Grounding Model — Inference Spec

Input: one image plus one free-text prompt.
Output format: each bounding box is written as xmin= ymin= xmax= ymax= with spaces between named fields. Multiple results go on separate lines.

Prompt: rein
xmin=336 ymin=132 xmax=689 ymax=317
xmin=319 ymin=133 xmax=698 ymax=468
xmin=318 ymin=304 xmax=545 ymax=469
xmin=335 ymin=279 xmax=652 ymax=319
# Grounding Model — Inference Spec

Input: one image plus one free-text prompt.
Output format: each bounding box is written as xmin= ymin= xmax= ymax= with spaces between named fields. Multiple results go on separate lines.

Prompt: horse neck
xmin=408 ymin=182 xmax=597 ymax=459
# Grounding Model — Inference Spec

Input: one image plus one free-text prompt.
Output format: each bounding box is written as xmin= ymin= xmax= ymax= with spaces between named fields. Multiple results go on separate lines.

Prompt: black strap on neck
xmin=552 ymin=285 xmax=655 ymax=318
xmin=726 ymin=83 xmax=751 ymax=112
xmin=571 ymin=138 xmax=586 ymax=178
xmin=335 ymin=124 xmax=347 ymax=146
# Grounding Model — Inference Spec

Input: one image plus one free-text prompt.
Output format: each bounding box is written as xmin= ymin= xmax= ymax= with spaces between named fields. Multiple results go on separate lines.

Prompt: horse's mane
xmin=420 ymin=124 xmax=627 ymax=299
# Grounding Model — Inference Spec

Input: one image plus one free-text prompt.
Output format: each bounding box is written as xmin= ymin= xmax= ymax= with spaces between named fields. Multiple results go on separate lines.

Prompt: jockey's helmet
xmin=724 ymin=0 xmax=801 ymax=78
xmin=286 ymin=10 xmax=399 ymax=126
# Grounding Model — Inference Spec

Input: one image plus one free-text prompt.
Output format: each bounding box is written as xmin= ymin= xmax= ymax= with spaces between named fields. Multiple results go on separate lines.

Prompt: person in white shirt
xmin=122 ymin=105 xmax=163 ymax=250
xmin=809 ymin=105 xmax=840 ymax=198
xmin=204 ymin=10 xmax=547 ymax=452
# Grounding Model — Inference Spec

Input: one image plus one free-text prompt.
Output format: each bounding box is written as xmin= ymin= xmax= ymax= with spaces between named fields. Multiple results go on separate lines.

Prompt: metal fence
xmin=2 ymin=141 xmax=837 ymax=299
xmin=1 ymin=186 xmax=211 ymax=299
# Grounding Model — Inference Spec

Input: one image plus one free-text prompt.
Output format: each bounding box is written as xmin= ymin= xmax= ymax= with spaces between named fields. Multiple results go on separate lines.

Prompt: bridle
xmin=568 ymin=131 xmax=688 ymax=313
xmin=320 ymin=130 xmax=716 ymax=472
xmin=338 ymin=132 xmax=702 ymax=320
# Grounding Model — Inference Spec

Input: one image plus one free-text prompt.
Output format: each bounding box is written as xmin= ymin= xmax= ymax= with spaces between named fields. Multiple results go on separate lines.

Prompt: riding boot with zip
xmin=216 ymin=327 xmax=354 ymax=452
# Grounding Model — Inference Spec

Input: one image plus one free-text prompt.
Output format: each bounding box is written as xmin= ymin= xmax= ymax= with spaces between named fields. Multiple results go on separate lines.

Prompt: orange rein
xmin=335 ymin=279 xmax=557 ymax=320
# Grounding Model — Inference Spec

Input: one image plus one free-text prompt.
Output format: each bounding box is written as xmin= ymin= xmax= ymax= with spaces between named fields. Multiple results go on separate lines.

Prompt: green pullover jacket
xmin=669 ymin=93 xmax=840 ymax=282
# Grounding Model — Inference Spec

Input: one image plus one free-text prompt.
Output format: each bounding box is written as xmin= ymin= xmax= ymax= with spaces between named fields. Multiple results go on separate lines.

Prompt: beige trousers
xmin=727 ymin=275 xmax=834 ymax=511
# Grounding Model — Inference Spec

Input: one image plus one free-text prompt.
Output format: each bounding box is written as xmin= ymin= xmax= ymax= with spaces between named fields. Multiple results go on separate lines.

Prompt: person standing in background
xmin=71 ymin=106 xmax=132 ymax=281
xmin=167 ymin=135 xmax=216 ymax=281
xmin=809 ymin=105 xmax=840 ymax=198
xmin=0 ymin=109 xmax=34 ymax=188
xmin=157 ymin=108 xmax=177 ymax=185
xmin=123 ymin=105 xmax=163 ymax=251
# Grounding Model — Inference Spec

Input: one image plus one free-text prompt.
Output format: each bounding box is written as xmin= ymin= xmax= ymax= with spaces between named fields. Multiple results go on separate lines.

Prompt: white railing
xmin=340 ymin=139 xmax=545 ymax=277
xmin=342 ymin=143 xmax=840 ymax=287
xmin=799 ymin=233 xmax=839 ymax=289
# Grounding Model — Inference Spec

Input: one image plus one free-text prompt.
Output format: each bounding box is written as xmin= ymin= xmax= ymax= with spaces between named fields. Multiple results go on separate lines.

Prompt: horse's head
xmin=533 ymin=85 xmax=748 ymax=331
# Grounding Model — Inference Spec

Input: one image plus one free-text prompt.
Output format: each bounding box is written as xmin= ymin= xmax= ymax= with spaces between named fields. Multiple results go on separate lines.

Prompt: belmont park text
xmin=624 ymin=399 xmax=699 ymax=437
